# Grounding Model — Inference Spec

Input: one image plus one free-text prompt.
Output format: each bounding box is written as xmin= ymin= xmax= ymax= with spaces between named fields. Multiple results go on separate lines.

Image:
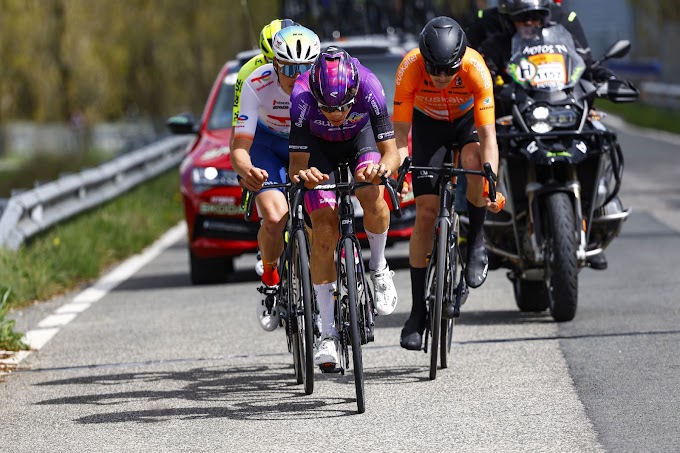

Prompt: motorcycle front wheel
xmin=543 ymin=192 xmax=579 ymax=322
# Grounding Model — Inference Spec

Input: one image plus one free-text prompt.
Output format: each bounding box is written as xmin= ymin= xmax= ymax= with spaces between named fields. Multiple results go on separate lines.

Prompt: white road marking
xmin=1 ymin=222 xmax=186 ymax=367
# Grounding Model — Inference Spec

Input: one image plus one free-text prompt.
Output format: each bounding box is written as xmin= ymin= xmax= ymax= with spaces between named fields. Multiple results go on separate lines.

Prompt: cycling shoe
xmin=465 ymin=244 xmax=488 ymax=288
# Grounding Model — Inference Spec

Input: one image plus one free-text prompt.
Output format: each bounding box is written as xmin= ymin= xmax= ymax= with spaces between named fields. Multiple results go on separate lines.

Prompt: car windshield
xmin=207 ymin=72 xmax=237 ymax=131
xmin=206 ymin=52 xmax=402 ymax=131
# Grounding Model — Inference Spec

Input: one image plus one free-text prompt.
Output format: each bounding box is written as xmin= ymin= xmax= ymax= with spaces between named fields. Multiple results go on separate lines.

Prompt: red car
xmin=167 ymin=38 xmax=415 ymax=284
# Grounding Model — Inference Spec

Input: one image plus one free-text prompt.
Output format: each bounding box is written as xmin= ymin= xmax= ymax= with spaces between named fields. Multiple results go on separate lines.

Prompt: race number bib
xmin=512 ymin=54 xmax=567 ymax=89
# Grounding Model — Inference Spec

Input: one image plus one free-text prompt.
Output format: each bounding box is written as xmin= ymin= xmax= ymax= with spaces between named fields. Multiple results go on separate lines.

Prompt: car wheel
xmin=189 ymin=251 xmax=234 ymax=285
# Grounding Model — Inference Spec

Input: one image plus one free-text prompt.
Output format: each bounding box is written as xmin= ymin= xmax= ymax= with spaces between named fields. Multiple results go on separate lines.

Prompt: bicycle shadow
xmin=373 ymin=309 xmax=553 ymax=329
xmin=35 ymin=363 xmax=359 ymax=423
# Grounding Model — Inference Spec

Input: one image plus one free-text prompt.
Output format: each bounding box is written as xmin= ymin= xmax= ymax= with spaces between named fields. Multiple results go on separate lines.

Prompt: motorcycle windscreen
xmin=506 ymin=24 xmax=587 ymax=92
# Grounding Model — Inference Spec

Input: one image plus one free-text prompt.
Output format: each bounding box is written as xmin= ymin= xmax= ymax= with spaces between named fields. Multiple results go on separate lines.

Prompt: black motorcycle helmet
xmin=498 ymin=0 xmax=551 ymax=25
xmin=418 ymin=16 xmax=468 ymax=76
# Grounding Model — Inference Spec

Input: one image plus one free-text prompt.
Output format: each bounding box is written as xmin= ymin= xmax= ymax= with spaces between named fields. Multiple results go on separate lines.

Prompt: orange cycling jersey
xmin=393 ymin=47 xmax=495 ymax=127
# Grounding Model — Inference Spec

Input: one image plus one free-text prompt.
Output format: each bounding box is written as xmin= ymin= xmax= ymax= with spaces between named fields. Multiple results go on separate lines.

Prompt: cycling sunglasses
xmin=424 ymin=60 xmax=460 ymax=77
xmin=513 ymin=11 xmax=546 ymax=22
xmin=277 ymin=62 xmax=313 ymax=77
xmin=318 ymin=99 xmax=355 ymax=114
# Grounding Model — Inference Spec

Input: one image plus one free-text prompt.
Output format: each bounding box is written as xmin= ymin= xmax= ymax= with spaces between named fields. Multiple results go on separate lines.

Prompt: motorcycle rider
xmin=393 ymin=16 xmax=504 ymax=350
xmin=466 ymin=0 xmax=592 ymax=62
xmin=476 ymin=0 xmax=632 ymax=270
xmin=289 ymin=46 xmax=401 ymax=366
xmin=231 ymin=25 xmax=321 ymax=331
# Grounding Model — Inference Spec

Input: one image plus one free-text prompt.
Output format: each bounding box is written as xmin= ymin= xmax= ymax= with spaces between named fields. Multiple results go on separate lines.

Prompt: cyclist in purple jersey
xmin=288 ymin=47 xmax=401 ymax=367
xmin=289 ymin=58 xmax=394 ymax=143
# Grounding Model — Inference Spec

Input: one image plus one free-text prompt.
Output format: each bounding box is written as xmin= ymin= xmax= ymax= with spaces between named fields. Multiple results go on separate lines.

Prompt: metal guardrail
xmin=0 ymin=135 xmax=192 ymax=251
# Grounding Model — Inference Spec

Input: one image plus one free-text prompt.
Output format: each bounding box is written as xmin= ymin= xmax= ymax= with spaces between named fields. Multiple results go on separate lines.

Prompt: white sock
xmin=366 ymin=228 xmax=388 ymax=272
xmin=314 ymin=282 xmax=337 ymax=337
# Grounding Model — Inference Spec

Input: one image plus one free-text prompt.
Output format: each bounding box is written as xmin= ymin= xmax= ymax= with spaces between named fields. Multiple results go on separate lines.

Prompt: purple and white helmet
xmin=309 ymin=46 xmax=359 ymax=108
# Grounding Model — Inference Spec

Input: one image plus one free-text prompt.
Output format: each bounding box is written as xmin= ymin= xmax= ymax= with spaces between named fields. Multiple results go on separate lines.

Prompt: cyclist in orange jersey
xmin=393 ymin=16 xmax=504 ymax=350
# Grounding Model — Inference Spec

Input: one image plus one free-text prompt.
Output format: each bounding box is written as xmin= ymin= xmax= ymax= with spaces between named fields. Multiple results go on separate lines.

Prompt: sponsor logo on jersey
xmin=470 ymin=57 xmax=492 ymax=89
xmin=251 ymin=70 xmax=273 ymax=84
xmin=395 ymin=52 xmax=418 ymax=85
xmin=295 ymin=100 xmax=310 ymax=128
xmin=272 ymin=100 xmax=289 ymax=110
xmin=377 ymin=131 xmax=395 ymax=140
xmin=256 ymin=81 xmax=274 ymax=91
xmin=237 ymin=115 xmax=248 ymax=122
xmin=370 ymin=99 xmax=380 ymax=115
xmin=455 ymin=77 xmax=462 ymax=87
xmin=346 ymin=112 xmax=366 ymax=123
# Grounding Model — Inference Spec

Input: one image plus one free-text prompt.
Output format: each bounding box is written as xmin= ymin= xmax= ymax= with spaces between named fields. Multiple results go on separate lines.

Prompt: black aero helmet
xmin=498 ymin=0 xmax=551 ymax=23
xmin=419 ymin=16 xmax=468 ymax=76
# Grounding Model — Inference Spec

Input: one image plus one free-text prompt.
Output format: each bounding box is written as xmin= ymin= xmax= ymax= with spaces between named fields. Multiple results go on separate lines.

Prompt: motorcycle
xmin=465 ymin=24 xmax=639 ymax=322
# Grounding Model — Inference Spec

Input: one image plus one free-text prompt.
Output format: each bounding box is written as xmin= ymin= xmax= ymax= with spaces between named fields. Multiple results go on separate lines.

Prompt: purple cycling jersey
xmin=289 ymin=58 xmax=395 ymax=149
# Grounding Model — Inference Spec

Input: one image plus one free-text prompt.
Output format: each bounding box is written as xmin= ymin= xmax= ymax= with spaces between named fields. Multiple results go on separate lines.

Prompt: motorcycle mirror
xmin=592 ymin=40 xmax=631 ymax=68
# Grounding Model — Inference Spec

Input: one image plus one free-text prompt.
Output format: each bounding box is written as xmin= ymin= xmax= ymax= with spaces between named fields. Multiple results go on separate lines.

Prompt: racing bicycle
xmin=244 ymin=180 xmax=316 ymax=395
xmin=311 ymin=159 xmax=408 ymax=413
xmin=404 ymin=155 xmax=497 ymax=380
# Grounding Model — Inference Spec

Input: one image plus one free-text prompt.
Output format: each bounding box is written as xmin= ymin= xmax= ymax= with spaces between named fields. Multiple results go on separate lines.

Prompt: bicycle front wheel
xmin=292 ymin=229 xmax=315 ymax=395
xmin=441 ymin=216 xmax=461 ymax=369
xmin=430 ymin=220 xmax=449 ymax=381
xmin=343 ymin=237 xmax=365 ymax=413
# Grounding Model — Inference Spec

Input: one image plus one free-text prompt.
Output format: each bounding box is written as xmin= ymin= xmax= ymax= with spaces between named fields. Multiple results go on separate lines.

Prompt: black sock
xmin=409 ymin=266 xmax=427 ymax=324
xmin=467 ymin=201 xmax=486 ymax=249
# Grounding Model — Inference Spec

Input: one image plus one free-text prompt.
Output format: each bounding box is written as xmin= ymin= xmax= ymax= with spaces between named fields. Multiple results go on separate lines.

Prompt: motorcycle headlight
xmin=192 ymin=167 xmax=240 ymax=194
xmin=525 ymin=105 xmax=579 ymax=134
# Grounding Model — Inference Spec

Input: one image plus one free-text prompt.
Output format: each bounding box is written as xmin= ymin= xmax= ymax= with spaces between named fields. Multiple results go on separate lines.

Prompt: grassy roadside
xmin=597 ymin=100 xmax=680 ymax=135
xmin=0 ymin=169 xmax=183 ymax=350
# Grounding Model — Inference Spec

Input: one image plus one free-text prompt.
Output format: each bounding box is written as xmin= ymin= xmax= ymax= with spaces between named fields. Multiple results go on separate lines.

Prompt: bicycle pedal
xmin=318 ymin=364 xmax=342 ymax=374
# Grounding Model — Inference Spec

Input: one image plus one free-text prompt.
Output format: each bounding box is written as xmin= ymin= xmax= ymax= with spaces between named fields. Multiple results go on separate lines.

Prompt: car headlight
xmin=525 ymin=105 xmax=579 ymax=134
xmin=191 ymin=167 xmax=240 ymax=194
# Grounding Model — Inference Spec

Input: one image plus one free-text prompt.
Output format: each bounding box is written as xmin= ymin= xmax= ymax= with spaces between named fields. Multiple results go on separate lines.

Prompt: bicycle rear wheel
xmin=430 ymin=220 xmax=449 ymax=381
xmin=291 ymin=229 xmax=315 ymax=395
xmin=343 ymin=237 xmax=365 ymax=413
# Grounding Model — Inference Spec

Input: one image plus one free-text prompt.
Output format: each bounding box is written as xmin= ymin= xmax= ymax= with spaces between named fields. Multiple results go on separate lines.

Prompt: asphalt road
xmin=1 ymin=118 xmax=679 ymax=452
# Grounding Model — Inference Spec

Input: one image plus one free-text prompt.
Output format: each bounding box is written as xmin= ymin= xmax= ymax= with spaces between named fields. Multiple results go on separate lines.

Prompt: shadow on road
xmin=33 ymin=362 xmax=427 ymax=423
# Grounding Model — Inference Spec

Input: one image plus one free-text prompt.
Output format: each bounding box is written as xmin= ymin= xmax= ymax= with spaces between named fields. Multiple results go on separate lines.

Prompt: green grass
xmin=597 ymin=100 xmax=680 ymax=135
xmin=0 ymin=169 xmax=183 ymax=350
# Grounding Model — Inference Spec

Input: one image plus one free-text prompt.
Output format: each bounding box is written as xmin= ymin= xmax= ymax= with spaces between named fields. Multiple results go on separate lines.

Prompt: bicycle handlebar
xmin=242 ymin=160 xmax=412 ymax=222
xmin=402 ymin=159 xmax=497 ymax=203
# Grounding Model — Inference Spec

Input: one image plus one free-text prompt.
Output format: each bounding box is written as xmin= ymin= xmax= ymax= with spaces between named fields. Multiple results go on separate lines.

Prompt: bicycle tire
xmin=430 ymin=220 xmax=449 ymax=381
xmin=279 ymin=244 xmax=302 ymax=384
xmin=293 ymin=229 xmax=315 ymax=395
xmin=441 ymin=216 xmax=460 ymax=369
xmin=344 ymin=237 xmax=365 ymax=413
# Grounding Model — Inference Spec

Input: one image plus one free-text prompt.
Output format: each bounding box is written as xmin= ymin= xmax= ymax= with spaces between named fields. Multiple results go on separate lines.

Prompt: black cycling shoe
xmin=587 ymin=251 xmax=608 ymax=270
xmin=400 ymin=318 xmax=425 ymax=351
xmin=465 ymin=244 xmax=489 ymax=288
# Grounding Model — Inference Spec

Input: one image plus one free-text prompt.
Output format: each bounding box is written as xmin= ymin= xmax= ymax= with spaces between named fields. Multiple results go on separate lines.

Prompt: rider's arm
xmin=464 ymin=48 xmax=499 ymax=175
xmin=230 ymin=55 xmax=266 ymax=149
xmin=376 ymin=138 xmax=401 ymax=177
xmin=394 ymin=121 xmax=411 ymax=164
xmin=231 ymin=70 xmax=267 ymax=190
xmin=393 ymin=50 xmax=419 ymax=125
xmin=477 ymin=123 xmax=499 ymax=177
xmin=231 ymin=137 xmax=255 ymax=179
xmin=288 ymin=151 xmax=310 ymax=181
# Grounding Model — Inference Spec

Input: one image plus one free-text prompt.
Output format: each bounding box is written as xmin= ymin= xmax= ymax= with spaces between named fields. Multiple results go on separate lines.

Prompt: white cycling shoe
xmin=256 ymin=284 xmax=280 ymax=331
xmin=314 ymin=335 xmax=339 ymax=366
xmin=371 ymin=265 xmax=398 ymax=315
